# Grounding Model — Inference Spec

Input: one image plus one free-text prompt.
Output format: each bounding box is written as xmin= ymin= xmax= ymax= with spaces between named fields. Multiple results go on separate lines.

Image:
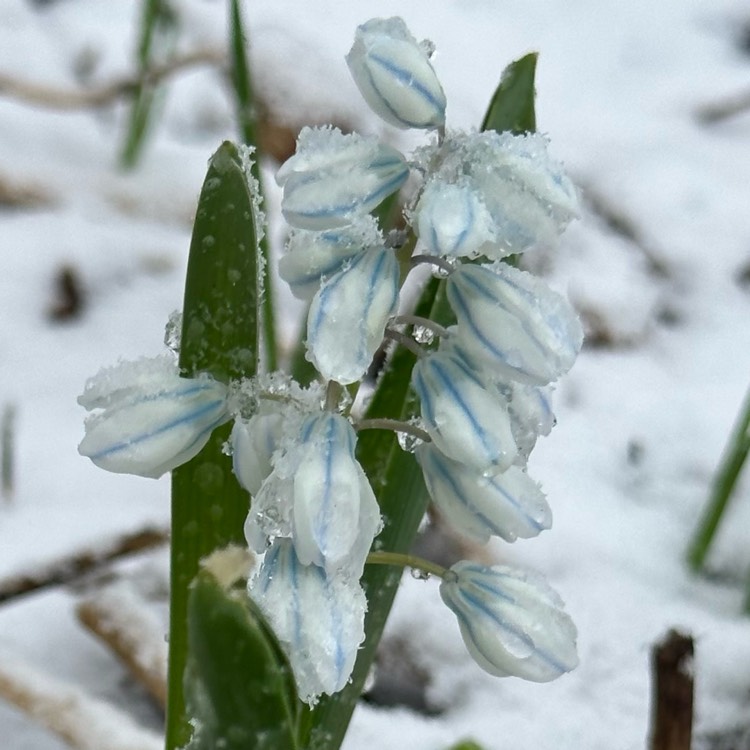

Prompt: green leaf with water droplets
xmin=167 ymin=141 xmax=264 ymax=749
xmin=184 ymin=570 xmax=301 ymax=750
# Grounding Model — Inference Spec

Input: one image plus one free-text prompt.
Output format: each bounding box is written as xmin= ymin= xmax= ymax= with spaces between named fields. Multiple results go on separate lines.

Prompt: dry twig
xmin=0 ymin=526 xmax=168 ymax=604
xmin=0 ymin=650 xmax=161 ymax=750
xmin=0 ymin=49 xmax=224 ymax=110
xmin=650 ymin=629 xmax=694 ymax=750
xmin=77 ymin=581 xmax=167 ymax=709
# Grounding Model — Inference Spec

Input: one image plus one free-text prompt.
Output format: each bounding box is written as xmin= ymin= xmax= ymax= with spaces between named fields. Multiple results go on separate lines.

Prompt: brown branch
xmin=77 ymin=582 xmax=167 ymax=710
xmin=0 ymin=49 xmax=224 ymax=110
xmin=649 ymin=629 xmax=694 ymax=750
xmin=0 ymin=650 xmax=162 ymax=750
xmin=0 ymin=525 xmax=168 ymax=604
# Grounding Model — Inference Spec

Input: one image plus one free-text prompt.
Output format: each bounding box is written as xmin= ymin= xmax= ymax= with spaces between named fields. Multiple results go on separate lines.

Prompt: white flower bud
xmin=307 ymin=247 xmax=399 ymax=385
xmin=250 ymin=539 xmax=367 ymax=703
xmin=230 ymin=412 xmax=284 ymax=496
xmin=291 ymin=413 xmax=381 ymax=576
xmin=414 ymin=180 xmax=496 ymax=258
xmin=412 ymin=131 xmax=578 ymax=258
xmin=346 ymin=17 xmax=447 ymax=130
xmin=279 ymin=217 xmax=384 ymax=301
xmin=447 ymin=263 xmax=583 ymax=385
xmin=411 ymin=350 xmax=518 ymax=474
xmin=77 ymin=356 xmax=228 ymax=479
xmin=439 ymin=561 xmax=578 ymax=682
xmin=244 ymin=412 xmax=381 ymax=577
xmin=277 ymin=127 xmax=408 ymax=230
xmin=416 ymin=443 xmax=551 ymax=543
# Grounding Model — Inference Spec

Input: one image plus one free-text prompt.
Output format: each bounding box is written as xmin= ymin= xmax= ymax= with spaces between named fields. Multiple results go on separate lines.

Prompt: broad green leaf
xmin=184 ymin=571 xmax=300 ymax=750
xmin=167 ymin=141 xmax=263 ymax=749
xmin=481 ymin=52 xmax=538 ymax=135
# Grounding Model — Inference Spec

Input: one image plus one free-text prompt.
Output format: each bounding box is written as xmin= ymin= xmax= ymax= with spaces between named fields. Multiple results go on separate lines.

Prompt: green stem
xmin=687 ymin=385 xmax=750 ymax=571
xmin=366 ymin=550 xmax=449 ymax=579
xmin=355 ymin=418 xmax=432 ymax=445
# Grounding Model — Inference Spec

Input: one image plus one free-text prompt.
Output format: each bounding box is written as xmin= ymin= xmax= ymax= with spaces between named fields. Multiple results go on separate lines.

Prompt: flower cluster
xmin=77 ymin=16 xmax=582 ymax=706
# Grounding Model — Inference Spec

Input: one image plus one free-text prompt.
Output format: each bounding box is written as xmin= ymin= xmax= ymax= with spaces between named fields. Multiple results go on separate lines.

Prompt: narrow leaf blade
xmin=481 ymin=52 xmax=538 ymax=135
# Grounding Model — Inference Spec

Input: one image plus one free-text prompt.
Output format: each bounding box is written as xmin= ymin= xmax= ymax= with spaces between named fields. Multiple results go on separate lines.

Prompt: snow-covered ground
xmin=2 ymin=1 xmax=750 ymax=748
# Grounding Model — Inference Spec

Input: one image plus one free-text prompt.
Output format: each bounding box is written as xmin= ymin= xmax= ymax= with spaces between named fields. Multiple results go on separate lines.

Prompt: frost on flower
xmin=411 ymin=350 xmax=518 ymax=474
xmin=412 ymin=131 xmax=579 ymax=258
xmin=439 ymin=561 xmax=578 ymax=682
xmin=306 ymin=246 xmax=399 ymax=385
xmin=279 ymin=216 xmax=384 ymax=301
xmin=77 ymin=355 xmax=229 ymax=478
xmin=249 ymin=539 xmax=367 ymax=704
xmin=346 ymin=16 xmax=447 ymax=130
xmin=416 ymin=443 xmax=551 ymax=543
xmin=245 ymin=412 xmax=381 ymax=577
xmin=276 ymin=127 xmax=408 ymax=230
xmin=447 ymin=263 xmax=583 ymax=385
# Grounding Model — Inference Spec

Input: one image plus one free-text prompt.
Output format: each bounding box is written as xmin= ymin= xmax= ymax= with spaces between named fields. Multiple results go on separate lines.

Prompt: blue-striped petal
xmin=411 ymin=350 xmax=517 ymax=474
xmin=250 ymin=539 xmax=367 ymax=703
xmin=77 ymin=357 xmax=228 ymax=479
xmin=292 ymin=413 xmax=381 ymax=576
xmin=416 ymin=443 xmax=551 ymax=543
xmin=346 ymin=17 xmax=446 ymax=130
xmin=412 ymin=131 xmax=578 ymax=258
xmin=414 ymin=180 xmax=497 ymax=258
xmin=307 ymin=247 xmax=399 ymax=385
xmin=278 ymin=127 xmax=408 ymax=230
xmin=439 ymin=561 xmax=578 ymax=682
xmin=447 ymin=263 xmax=583 ymax=385
xmin=279 ymin=217 xmax=384 ymax=300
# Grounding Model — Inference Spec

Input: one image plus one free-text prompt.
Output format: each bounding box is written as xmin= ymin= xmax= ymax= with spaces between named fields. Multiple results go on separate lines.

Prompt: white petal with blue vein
xmin=277 ymin=127 xmax=408 ymax=230
xmin=77 ymin=356 xmax=229 ymax=479
xmin=439 ymin=561 xmax=578 ymax=682
xmin=291 ymin=413 xmax=381 ymax=575
xmin=416 ymin=443 xmax=551 ymax=543
xmin=414 ymin=180 xmax=497 ymax=258
xmin=249 ymin=539 xmax=367 ymax=703
xmin=279 ymin=217 xmax=385 ymax=301
xmin=307 ymin=247 xmax=399 ymax=385
xmin=411 ymin=350 xmax=518 ymax=474
xmin=346 ymin=17 xmax=447 ymax=130
xmin=447 ymin=263 xmax=583 ymax=385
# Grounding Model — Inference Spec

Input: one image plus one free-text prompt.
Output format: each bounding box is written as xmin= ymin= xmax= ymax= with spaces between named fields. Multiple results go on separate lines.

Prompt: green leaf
xmin=446 ymin=741 xmax=487 ymax=750
xmin=120 ymin=0 xmax=178 ymax=168
xmin=228 ymin=0 xmax=278 ymax=370
xmin=481 ymin=52 xmax=538 ymax=135
xmin=166 ymin=141 xmax=263 ymax=749
xmin=687 ymin=384 xmax=750 ymax=572
xmin=184 ymin=570 xmax=300 ymax=750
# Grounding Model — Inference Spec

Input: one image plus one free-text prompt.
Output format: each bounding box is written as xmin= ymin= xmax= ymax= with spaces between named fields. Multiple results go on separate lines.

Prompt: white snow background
xmin=2 ymin=0 xmax=750 ymax=748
